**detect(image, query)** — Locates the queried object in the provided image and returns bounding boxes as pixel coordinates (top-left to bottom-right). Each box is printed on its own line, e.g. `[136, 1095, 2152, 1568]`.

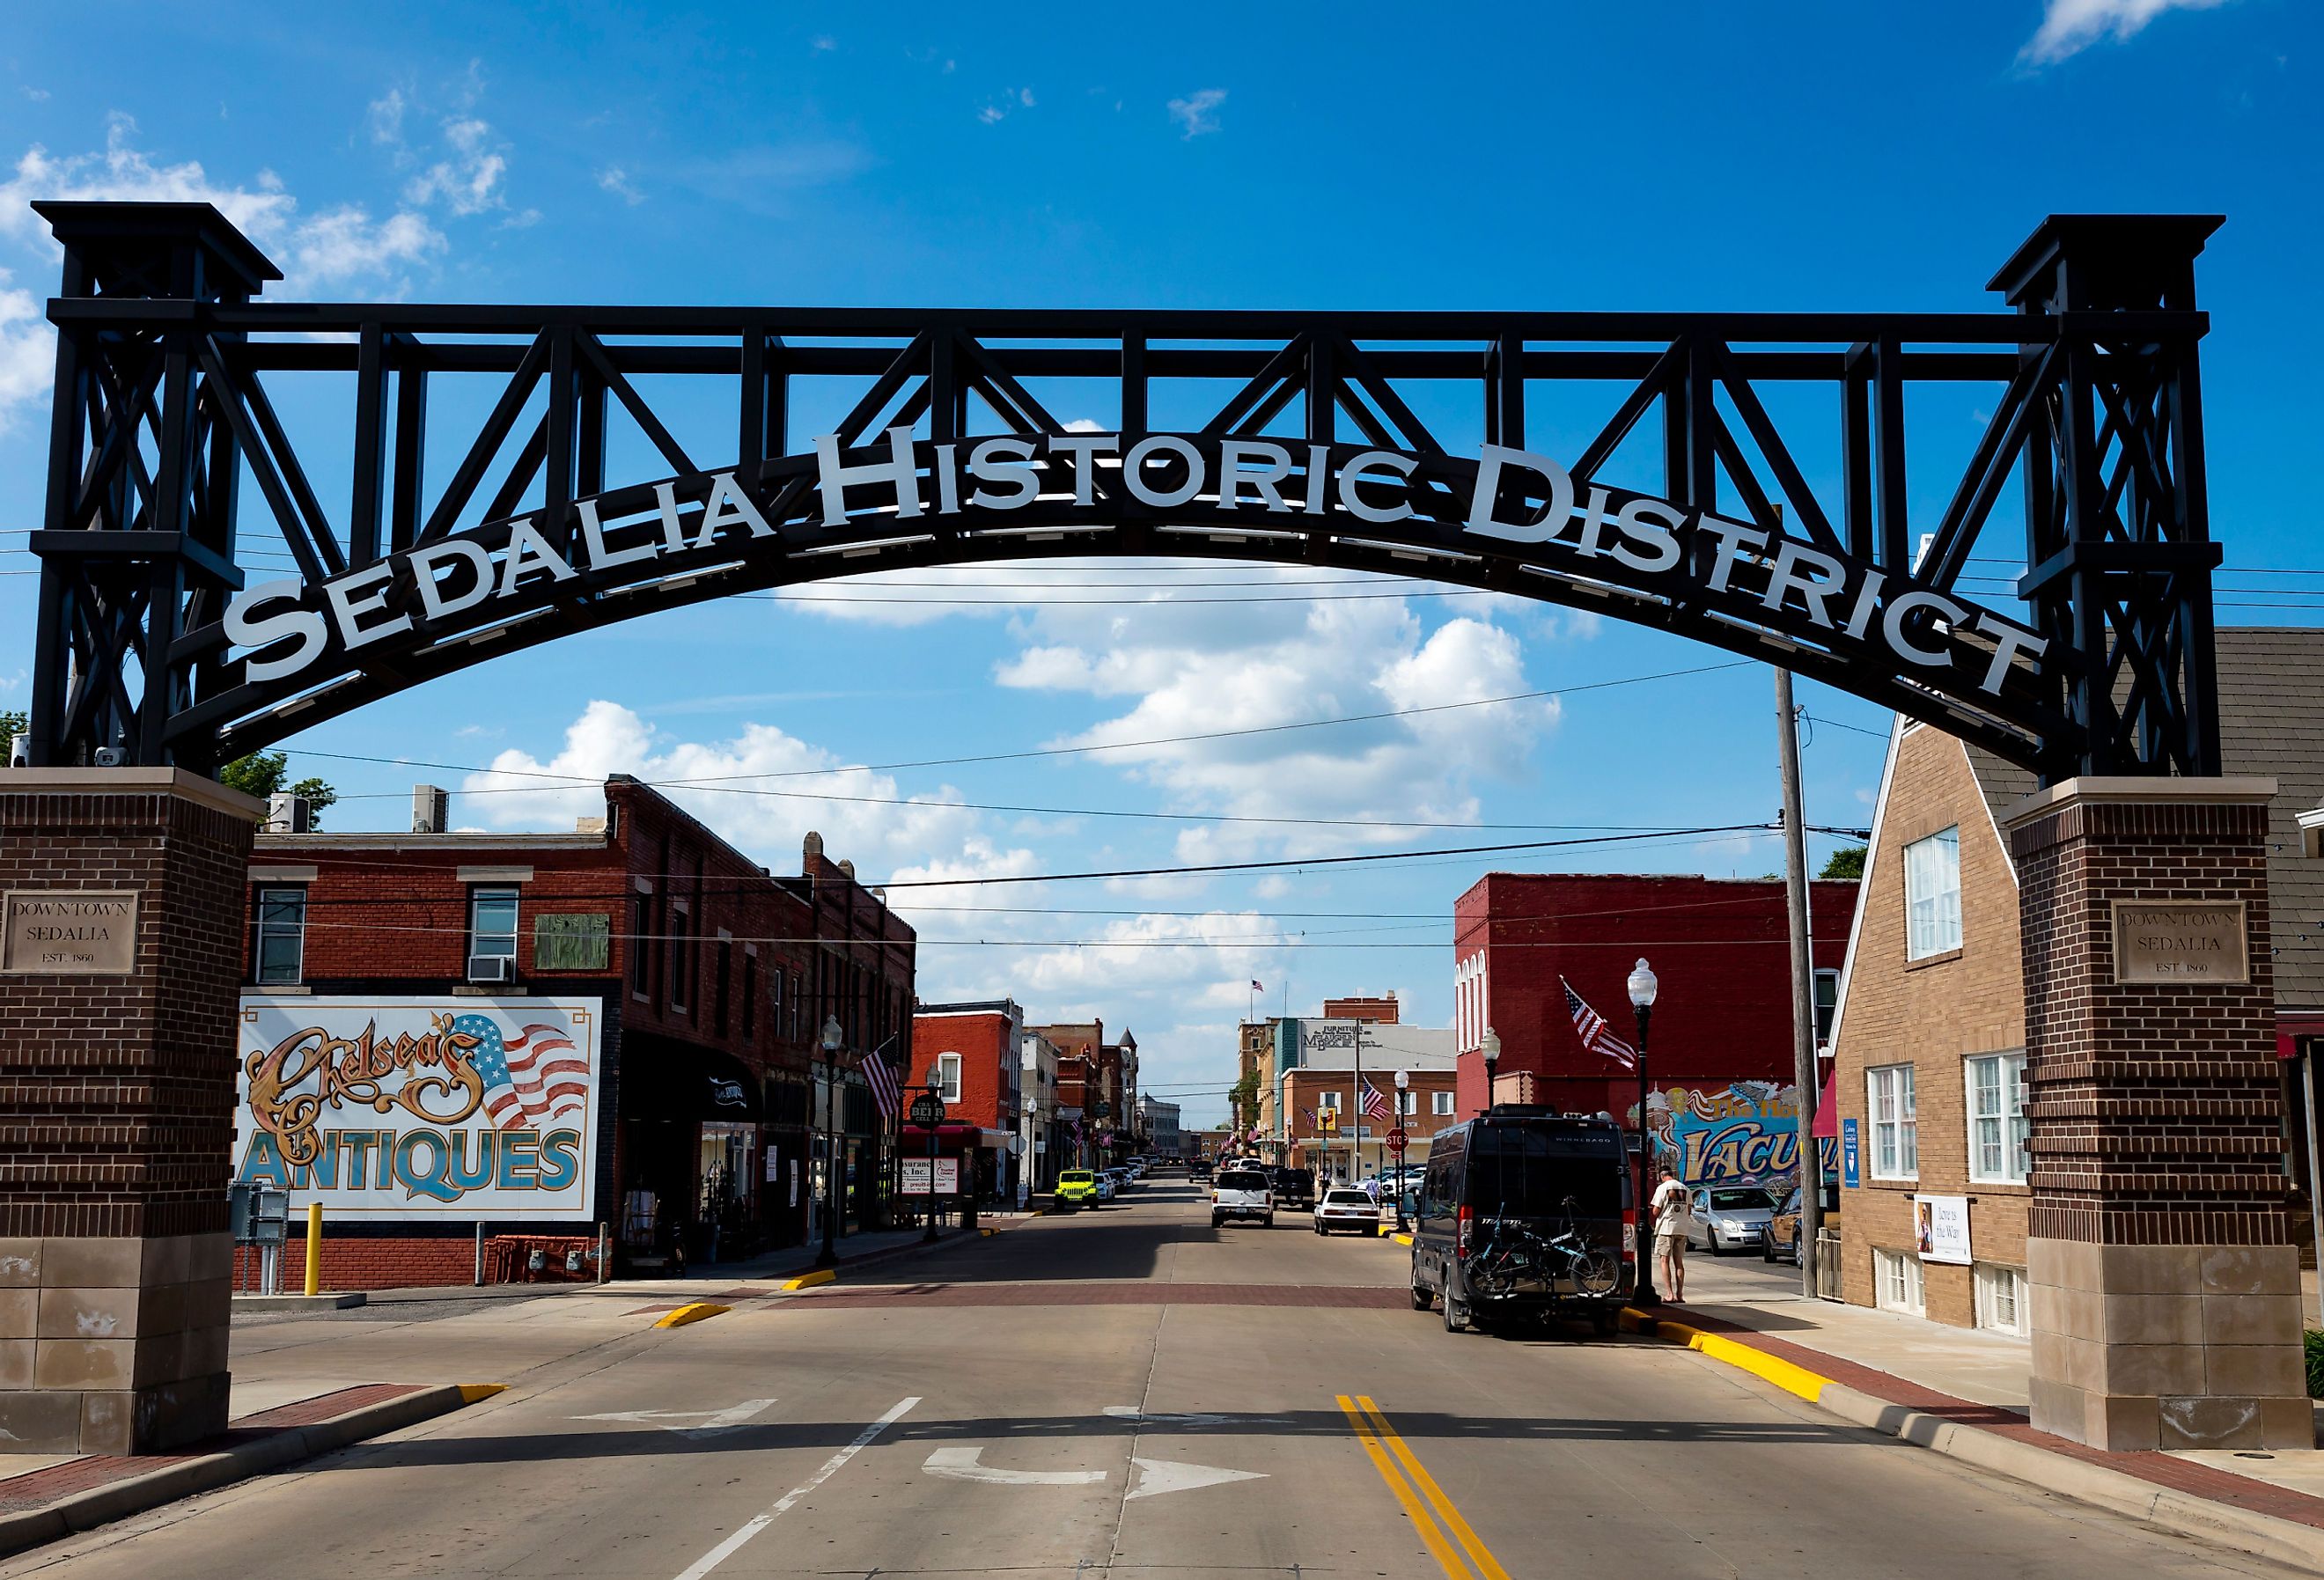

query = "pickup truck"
[1210, 1167, 1276, 1229]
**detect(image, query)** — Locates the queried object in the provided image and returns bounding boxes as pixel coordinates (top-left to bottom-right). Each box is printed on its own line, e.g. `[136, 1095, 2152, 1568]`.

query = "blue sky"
[1, 0, 2317, 1124]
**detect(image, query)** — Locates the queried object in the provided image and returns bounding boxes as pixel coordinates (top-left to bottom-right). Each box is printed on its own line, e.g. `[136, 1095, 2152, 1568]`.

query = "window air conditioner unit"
[467, 954, 515, 984]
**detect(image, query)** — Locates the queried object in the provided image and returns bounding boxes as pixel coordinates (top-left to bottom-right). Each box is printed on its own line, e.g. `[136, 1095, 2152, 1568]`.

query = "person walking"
[1649, 1166, 1689, 1302]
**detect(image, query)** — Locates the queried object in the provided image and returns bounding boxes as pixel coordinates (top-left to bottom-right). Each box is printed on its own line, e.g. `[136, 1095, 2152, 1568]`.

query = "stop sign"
[1386, 1128, 1409, 1155]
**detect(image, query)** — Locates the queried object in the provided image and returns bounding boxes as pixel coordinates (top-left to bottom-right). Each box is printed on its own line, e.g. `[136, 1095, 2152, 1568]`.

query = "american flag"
[1301, 1106, 1317, 1126]
[456, 1015, 588, 1129]
[1359, 1078, 1393, 1121]
[1561, 977, 1637, 1070]
[861, 1040, 901, 1122]
[1250, 979, 1263, 992]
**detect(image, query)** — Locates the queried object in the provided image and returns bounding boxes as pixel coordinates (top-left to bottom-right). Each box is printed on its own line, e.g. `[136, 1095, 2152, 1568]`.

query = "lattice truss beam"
[23, 204, 2225, 782]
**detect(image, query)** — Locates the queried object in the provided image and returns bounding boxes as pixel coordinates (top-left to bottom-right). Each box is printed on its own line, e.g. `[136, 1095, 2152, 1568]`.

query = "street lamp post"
[1627, 959, 1660, 1306]
[1394, 1068, 1410, 1234]
[814, 1013, 844, 1270]
[922, 1070, 943, 1244]
[1479, 1026, 1501, 1117]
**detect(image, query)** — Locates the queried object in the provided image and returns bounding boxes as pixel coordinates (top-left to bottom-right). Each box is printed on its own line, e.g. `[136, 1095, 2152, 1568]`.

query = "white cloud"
[1167, 88, 1226, 139]
[997, 584, 1557, 863]
[0, 115, 298, 246]
[284, 206, 445, 283]
[404, 114, 508, 216]
[2021, 0, 2232, 63]
[1020, 87, 1036, 107]
[977, 104, 1007, 126]
[812, 34, 837, 52]
[598, 165, 646, 205]
[0, 270, 52, 432]
[367, 88, 407, 146]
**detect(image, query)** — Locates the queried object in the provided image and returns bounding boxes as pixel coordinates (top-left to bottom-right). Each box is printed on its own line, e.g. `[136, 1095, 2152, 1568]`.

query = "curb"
[654, 1301, 732, 1327]
[777, 1270, 835, 1292]
[1621, 1308, 2324, 1573]
[0, 1381, 504, 1560]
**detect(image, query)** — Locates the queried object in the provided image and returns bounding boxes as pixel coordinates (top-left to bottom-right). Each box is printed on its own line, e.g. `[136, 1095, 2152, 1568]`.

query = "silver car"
[1688, 1186, 1779, 1256]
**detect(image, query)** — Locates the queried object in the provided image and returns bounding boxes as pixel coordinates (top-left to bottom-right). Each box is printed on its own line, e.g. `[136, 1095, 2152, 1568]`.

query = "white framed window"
[1432, 1091, 1454, 1116]
[1966, 1051, 2029, 1184]
[937, 1052, 962, 1103]
[469, 886, 520, 961]
[1396, 1090, 1417, 1115]
[254, 887, 306, 985]
[1874, 1248, 1924, 1314]
[1867, 1064, 1916, 1179]
[1813, 967, 1840, 1042]
[1903, 827, 1962, 959]
[1975, 1262, 2026, 1335]
[1320, 1091, 1342, 1112]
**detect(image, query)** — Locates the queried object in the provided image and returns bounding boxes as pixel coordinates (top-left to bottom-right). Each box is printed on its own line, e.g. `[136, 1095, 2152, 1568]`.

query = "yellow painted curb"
[456, 1383, 508, 1404]
[778, 1268, 836, 1292]
[654, 1301, 732, 1327]
[1620, 1307, 1831, 1403]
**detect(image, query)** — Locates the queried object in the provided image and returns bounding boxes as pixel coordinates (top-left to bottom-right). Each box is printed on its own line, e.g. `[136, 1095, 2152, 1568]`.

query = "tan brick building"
[1831, 628, 2324, 1334]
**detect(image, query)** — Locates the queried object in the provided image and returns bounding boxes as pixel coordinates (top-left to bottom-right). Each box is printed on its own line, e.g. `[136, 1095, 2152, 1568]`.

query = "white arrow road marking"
[922, 1446, 1108, 1486]
[1126, 1457, 1269, 1501]
[673, 1396, 918, 1580]
[575, 1399, 778, 1438]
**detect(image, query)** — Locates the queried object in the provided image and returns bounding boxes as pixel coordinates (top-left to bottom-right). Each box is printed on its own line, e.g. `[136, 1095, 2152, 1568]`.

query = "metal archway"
[22, 202, 2226, 783]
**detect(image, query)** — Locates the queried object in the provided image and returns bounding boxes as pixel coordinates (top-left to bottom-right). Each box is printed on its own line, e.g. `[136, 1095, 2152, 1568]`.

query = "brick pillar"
[0, 769, 261, 1453]
[2012, 776, 2306, 1451]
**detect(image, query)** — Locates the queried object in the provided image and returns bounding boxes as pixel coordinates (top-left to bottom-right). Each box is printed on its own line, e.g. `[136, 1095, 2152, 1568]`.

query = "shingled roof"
[1947, 627, 2324, 1011]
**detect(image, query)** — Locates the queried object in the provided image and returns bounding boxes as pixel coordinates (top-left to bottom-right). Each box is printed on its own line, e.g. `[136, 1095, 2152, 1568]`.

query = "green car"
[1055, 1169, 1099, 1209]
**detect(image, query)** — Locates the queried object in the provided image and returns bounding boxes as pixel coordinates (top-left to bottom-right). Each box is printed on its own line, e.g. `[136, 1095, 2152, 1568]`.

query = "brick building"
[908, 1001, 1025, 1205]
[1831, 629, 2324, 1334]
[1322, 995, 1400, 1024]
[1279, 1045, 1458, 1178]
[1453, 872, 1857, 1180]
[1019, 1031, 1066, 1190]
[236, 777, 913, 1288]
[1030, 1020, 1101, 1171]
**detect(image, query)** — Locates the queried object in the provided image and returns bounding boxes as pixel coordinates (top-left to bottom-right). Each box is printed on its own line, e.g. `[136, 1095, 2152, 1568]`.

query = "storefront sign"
[901, 1157, 962, 1196]
[901, 1158, 934, 1195]
[233, 994, 600, 1220]
[2112, 900, 2248, 984]
[1841, 1119, 1861, 1188]
[936, 1157, 960, 1194]
[1915, 1194, 1972, 1264]
[2, 889, 138, 974]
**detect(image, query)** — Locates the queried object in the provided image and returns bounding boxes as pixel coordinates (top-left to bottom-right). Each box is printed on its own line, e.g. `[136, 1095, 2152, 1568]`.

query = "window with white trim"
[1966, 1051, 2029, 1185]
[1320, 1090, 1342, 1112]
[1868, 1064, 1916, 1179]
[468, 886, 519, 962]
[1975, 1262, 2026, 1335]
[1873, 1248, 1924, 1314]
[1432, 1091, 1454, 1116]
[1903, 827, 1962, 959]
[254, 887, 306, 985]
[936, 1052, 962, 1103]
[1396, 1090, 1417, 1115]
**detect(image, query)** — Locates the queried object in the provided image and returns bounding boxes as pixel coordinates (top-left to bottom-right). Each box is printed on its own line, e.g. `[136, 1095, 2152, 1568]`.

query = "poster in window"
[1914, 1194, 1972, 1264]
[935, 1157, 960, 1194]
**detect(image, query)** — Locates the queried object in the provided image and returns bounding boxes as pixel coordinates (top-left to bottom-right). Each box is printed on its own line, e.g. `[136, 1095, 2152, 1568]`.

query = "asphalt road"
[9, 1172, 2306, 1578]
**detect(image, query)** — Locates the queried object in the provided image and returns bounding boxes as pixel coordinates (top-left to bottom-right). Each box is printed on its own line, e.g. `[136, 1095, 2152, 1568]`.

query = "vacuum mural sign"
[1645, 1080, 1839, 1186]
[234, 995, 600, 1219]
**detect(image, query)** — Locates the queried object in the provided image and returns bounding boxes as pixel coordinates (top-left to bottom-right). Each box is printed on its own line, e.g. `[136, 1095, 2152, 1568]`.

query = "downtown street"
[2, 1171, 2301, 1580]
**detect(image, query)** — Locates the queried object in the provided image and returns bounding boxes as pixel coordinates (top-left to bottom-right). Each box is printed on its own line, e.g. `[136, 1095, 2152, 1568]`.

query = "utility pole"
[1776, 667, 1821, 1299]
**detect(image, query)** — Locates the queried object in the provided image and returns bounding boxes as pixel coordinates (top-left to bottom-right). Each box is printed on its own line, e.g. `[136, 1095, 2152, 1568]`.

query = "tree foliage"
[217, 749, 337, 830]
[1820, 846, 1867, 880]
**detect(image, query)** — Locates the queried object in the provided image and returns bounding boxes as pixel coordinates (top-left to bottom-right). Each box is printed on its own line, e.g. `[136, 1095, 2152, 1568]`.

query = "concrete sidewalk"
[1647, 1258, 2324, 1570]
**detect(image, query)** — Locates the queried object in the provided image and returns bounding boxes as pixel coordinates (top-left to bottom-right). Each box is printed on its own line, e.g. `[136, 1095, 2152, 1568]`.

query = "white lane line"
[673, 1395, 920, 1580]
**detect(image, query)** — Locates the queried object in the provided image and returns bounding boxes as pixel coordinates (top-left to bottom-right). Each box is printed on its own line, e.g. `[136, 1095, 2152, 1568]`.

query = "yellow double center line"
[1336, 1394, 1510, 1580]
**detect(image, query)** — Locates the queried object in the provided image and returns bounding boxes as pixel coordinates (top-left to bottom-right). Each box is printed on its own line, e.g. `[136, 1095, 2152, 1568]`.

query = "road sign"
[1386, 1128, 1408, 1155]
[908, 1092, 945, 1126]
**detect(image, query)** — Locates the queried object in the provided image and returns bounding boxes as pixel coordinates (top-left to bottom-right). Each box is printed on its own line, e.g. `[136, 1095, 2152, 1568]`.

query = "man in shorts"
[1650, 1166, 1689, 1301]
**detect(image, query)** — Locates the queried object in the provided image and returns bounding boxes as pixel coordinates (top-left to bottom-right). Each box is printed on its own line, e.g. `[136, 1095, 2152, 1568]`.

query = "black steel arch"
[21, 202, 2226, 783]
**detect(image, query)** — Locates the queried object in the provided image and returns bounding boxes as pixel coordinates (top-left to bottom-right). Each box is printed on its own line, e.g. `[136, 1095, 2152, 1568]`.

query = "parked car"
[1271, 1166, 1316, 1210]
[1055, 1169, 1099, 1209]
[1761, 1181, 1839, 1264]
[1211, 1167, 1276, 1228]
[1096, 1173, 1117, 1202]
[1314, 1187, 1380, 1235]
[1409, 1109, 1631, 1334]
[1688, 1185, 1779, 1256]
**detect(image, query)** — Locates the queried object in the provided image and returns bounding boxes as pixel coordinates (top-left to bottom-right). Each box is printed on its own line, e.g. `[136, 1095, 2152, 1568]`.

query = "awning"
[899, 1123, 1006, 1147]
[2281, 1013, 2324, 1061]
[1811, 1069, 1838, 1139]
[620, 1035, 763, 1122]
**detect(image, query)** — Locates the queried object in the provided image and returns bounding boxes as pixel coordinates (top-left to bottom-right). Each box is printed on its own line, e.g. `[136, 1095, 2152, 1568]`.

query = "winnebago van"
[1409, 1107, 1633, 1334]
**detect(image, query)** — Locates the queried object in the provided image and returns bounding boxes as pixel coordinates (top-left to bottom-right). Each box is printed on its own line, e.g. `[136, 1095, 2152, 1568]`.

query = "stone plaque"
[3, 889, 140, 974]
[2111, 900, 2248, 985]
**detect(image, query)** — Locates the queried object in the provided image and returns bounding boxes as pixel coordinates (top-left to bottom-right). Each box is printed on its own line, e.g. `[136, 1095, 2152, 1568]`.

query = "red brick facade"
[1452, 873, 1857, 1120]
[238, 781, 914, 1288]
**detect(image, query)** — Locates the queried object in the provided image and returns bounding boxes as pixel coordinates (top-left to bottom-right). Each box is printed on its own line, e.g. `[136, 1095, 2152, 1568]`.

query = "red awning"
[899, 1123, 988, 1143]
[2281, 1014, 2324, 1061]
[1811, 1069, 1838, 1138]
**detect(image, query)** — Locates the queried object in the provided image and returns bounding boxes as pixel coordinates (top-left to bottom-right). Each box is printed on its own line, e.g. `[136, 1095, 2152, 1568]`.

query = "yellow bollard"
[304, 1202, 322, 1297]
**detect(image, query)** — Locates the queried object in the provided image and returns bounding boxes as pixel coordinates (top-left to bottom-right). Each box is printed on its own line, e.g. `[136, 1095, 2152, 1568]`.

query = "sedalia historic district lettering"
[223, 429, 2048, 704]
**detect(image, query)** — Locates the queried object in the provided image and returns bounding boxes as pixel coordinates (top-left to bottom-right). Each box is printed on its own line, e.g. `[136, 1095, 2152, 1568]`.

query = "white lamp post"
[1626, 959, 1660, 1304]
